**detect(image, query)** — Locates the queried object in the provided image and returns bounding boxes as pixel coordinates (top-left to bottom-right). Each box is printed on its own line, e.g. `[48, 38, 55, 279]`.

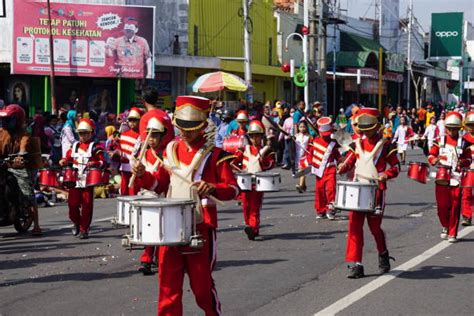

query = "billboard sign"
[12, 0, 155, 78]
[429, 12, 464, 58]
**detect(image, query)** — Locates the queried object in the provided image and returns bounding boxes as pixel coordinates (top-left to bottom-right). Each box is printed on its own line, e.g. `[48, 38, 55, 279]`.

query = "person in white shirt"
[422, 116, 438, 151]
[294, 120, 311, 192]
[436, 112, 446, 138]
[392, 116, 414, 164]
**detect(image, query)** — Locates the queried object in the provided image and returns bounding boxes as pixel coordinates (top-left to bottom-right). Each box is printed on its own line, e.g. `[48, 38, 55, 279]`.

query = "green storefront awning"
[340, 31, 385, 52]
[327, 51, 378, 68]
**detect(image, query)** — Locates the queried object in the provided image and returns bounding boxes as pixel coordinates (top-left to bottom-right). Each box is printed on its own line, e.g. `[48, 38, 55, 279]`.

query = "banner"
[12, 0, 155, 79]
[429, 12, 463, 58]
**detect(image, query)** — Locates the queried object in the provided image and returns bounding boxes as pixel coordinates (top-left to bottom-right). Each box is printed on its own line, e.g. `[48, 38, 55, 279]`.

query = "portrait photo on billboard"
[12, 1, 155, 79]
[7, 79, 29, 112]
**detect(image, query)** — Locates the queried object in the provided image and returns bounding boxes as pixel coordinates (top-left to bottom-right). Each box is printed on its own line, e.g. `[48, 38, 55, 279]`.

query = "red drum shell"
[38, 168, 60, 187]
[86, 168, 104, 187]
[461, 169, 474, 188]
[435, 166, 451, 186]
[407, 162, 429, 184]
[223, 136, 245, 154]
[62, 167, 78, 188]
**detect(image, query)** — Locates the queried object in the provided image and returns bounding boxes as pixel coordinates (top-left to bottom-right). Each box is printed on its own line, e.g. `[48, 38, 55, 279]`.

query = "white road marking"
[314, 226, 474, 316]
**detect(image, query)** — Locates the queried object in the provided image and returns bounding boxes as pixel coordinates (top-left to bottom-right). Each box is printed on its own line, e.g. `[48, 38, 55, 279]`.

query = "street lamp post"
[285, 32, 308, 110]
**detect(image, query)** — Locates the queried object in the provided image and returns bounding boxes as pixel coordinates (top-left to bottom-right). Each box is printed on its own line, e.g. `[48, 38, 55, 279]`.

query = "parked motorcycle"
[0, 156, 33, 232]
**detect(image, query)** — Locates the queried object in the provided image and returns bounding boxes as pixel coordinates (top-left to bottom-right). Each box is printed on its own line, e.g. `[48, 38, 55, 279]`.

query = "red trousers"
[461, 187, 473, 220]
[314, 170, 336, 215]
[242, 190, 264, 234]
[158, 226, 220, 316]
[435, 185, 462, 237]
[68, 187, 94, 233]
[140, 246, 158, 264]
[346, 190, 387, 263]
[120, 171, 140, 196]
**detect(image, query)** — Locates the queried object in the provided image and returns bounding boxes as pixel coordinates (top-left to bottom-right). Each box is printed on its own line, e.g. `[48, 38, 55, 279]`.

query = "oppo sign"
[435, 31, 459, 38]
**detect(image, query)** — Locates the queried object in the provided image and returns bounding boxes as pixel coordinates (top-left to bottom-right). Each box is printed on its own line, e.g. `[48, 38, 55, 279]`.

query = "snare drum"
[435, 166, 451, 186]
[129, 198, 195, 246]
[85, 168, 105, 187]
[334, 181, 378, 212]
[223, 135, 246, 154]
[116, 195, 155, 226]
[38, 168, 60, 187]
[407, 162, 429, 184]
[255, 172, 281, 192]
[62, 167, 78, 188]
[236, 172, 253, 191]
[461, 169, 474, 188]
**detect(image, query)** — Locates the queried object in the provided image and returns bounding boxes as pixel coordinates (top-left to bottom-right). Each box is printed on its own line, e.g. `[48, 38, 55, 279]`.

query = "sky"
[344, 0, 474, 32]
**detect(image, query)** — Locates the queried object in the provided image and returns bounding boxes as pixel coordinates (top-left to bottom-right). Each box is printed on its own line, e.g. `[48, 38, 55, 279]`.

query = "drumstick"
[128, 131, 152, 188]
[154, 156, 225, 207]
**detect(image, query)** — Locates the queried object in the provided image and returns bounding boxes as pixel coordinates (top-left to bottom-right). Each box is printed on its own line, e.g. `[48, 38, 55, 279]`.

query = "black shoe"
[72, 225, 80, 236]
[244, 226, 256, 241]
[378, 250, 395, 274]
[138, 263, 154, 275]
[78, 232, 89, 239]
[461, 216, 472, 226]
[347, 264, 365, 279]
[296, 185, 304, 194]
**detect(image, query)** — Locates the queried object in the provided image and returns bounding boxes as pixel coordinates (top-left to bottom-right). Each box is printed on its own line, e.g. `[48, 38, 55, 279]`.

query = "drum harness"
[438, 136, 464, 186]
[71, 141, 96, 188]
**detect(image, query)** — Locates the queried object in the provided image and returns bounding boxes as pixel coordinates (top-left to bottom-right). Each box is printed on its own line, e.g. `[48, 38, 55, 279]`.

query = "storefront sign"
[345, 68, 403, 83]
[12, 0, 155, 78]
[429, 12, 463, 58]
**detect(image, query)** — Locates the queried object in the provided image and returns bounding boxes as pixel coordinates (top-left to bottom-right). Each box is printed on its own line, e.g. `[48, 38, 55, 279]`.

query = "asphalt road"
[1, 148, 473, 316]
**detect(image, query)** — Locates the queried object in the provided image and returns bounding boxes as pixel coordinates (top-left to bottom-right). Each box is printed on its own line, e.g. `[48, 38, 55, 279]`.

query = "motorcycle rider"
[0, 104, 42, 235]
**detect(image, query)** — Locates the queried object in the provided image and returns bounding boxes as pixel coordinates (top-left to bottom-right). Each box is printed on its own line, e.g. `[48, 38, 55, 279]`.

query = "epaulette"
[216, 150, 236, 166]
[387, 142, 398, 156]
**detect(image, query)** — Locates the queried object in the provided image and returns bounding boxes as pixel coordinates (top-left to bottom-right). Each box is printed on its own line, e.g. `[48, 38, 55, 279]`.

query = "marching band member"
[338, 108, 400, 278]
[119, 107, 142, 195]
[461, 111, 474, 226]
[136, 96, 239, 315]
[428, 111, 472, 242]
[234, 120, 276, 240]
[307, 117, 341, 220]
[231, 110, 249, 136]
[59, 118, 106, 239]
[132, 116, 171, 275]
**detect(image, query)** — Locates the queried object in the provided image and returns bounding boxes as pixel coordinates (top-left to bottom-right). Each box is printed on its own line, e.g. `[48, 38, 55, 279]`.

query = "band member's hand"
[431, 157, 440, 166]
[132, 162, 146, 178]
[193, 181, 216, 197]
[12, 156, 25, 168]
[59, 159, 67, 167]
[378, 174, 388, 183]
[337, 163, 345, 173]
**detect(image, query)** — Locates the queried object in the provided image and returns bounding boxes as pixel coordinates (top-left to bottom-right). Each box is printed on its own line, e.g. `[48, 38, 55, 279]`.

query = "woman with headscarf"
[60, 110, 78, 157]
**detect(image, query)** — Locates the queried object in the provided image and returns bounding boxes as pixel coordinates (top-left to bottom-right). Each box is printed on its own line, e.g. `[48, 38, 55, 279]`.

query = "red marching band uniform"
[136, 96, 239, 315]
[428, 111, 472, 242]
[234, 120, 276, 240]
[461, 111, 474, 226]
[61, 119, 106, 239]
[305, 117, 341, 219]
[119, 107, 142, 195]
[338, 108, 400, 278]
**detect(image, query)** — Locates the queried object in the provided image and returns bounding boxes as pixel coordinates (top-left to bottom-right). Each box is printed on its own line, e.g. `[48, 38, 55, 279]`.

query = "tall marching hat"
[317, 117, 333, 136]
[464, 111, 474, 127]
[173, 96, 210, 131]
[445, 111, 463, 128]
[146, 116, 166, 133]
[248, 120, 265, 134]
[356, 108, 380, 131]
[127, 107, 143, 120]
[77, 118, 95, 132]
[236, 110, 249, 122]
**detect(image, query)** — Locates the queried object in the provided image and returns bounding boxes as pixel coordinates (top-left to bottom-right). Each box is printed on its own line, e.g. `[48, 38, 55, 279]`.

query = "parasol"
[192, 71, 249, 93]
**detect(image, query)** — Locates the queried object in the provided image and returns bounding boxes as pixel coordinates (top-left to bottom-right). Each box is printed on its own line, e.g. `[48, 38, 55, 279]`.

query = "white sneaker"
[326, 212, 336, 220]
[440, 228, 448, 240]
[447, 236, 458, 243]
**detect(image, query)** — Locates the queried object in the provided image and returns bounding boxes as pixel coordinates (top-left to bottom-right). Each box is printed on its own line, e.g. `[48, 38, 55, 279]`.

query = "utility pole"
[316, 0, 327, 113]
[302, 0, 309, 110]
[46, 0, 56, 114]
[308, 0, 317, 110]
[243, 0, 253, 102]
[406, 0, 413, 108]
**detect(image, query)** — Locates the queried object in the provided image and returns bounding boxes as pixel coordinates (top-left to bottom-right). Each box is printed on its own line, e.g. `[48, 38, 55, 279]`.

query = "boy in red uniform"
[307, 117, 341, 219]
[132, 116, 171, 275]
[60, 118, 106, 239]
[428, 111, 472, 241]
[119, 107, 142, 195]
[134, 96, 239, 315]
[461, 111, 474, 226]
[234, 120, 275, 240]
[338, 108, 400, 278]
[232, 110, 249, 136]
